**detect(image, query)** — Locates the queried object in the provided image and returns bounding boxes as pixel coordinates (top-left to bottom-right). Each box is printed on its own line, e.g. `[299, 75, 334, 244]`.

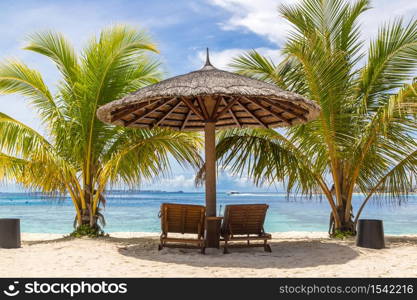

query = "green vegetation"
[0, 25, 202, 235]
[332, 230, 355, 239]
[216, 0, 417, 235]
[69, 224, 106, 238]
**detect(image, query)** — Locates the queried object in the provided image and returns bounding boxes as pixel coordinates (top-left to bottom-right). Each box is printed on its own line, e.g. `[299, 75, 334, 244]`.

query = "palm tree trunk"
[328, 181, 356, 235]
[80, 184, 98, 228]
[79, 207, 99, 231]
[329, 205, 355, 235]
[68, 193, 82, 227]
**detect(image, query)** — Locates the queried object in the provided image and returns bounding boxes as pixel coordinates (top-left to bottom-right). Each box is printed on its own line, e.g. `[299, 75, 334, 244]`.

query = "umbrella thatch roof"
[97, 53, 320, 131]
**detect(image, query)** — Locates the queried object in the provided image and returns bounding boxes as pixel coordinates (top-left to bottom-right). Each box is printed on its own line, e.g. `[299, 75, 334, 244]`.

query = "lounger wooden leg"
[198, 240, 205, 254]
[264, 240, 272, 252]
[223, 239, 230, 254]
[159, 234, 165, 251]
[158, 238, 164, 251]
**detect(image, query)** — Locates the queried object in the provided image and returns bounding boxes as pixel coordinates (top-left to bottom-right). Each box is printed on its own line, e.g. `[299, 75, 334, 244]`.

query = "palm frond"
[0, 59, 62, 126]
[0, 112, 51, 159]
[215, 128, 323, 194]
[99, 128, 203, 187]
[223, 0, 417, 225]
[0, 152, 28, 182]
[358, 19, 417, 109]
[354, 148, 417, 224]
[24, 31, 79, 86]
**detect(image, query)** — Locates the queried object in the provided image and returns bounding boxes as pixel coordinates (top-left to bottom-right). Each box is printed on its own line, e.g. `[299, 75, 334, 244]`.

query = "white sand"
[1, 232, 416, 277]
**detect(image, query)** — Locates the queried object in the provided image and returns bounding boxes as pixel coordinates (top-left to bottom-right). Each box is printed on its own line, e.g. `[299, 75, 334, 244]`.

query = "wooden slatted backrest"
[221, 204, 269, 235]
[160, 203, 206, 235]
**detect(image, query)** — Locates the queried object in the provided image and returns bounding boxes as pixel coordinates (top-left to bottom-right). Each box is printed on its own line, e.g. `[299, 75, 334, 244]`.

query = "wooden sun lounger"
[220, 204, 272, 254]
[158, 203, 206, 254]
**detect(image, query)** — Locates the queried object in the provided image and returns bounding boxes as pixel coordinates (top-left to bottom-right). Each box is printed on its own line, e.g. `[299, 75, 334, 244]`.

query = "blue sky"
[0, 0, 416, 192]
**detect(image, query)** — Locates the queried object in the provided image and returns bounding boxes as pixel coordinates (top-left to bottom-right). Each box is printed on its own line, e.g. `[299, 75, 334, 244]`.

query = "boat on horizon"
[227, 191, 240, 195]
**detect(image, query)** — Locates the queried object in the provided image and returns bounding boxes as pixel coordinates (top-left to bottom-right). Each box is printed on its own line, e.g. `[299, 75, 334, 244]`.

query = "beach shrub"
[331, 230, 355, 240]
[213, 0, 417, 236]
[69, 224, 105, 238]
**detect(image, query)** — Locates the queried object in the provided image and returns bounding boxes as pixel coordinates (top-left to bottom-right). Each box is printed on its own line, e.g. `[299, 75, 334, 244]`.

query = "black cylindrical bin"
[356, 219, 385, 249]
[0, 218, 21, 248]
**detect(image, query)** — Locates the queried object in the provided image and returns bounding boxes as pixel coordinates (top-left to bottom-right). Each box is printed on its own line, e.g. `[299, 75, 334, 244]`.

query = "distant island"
[105, 190, 185, 194]
[0, 190, 186, 196]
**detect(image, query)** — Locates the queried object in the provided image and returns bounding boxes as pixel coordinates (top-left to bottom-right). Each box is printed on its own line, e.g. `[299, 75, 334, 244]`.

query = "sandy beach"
[0, 232, 416, 277]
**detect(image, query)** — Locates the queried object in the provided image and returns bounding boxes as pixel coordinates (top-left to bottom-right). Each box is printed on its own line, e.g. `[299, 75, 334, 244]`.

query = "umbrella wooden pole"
[204, 121, 221, 248]
[204, 121, 216, 217]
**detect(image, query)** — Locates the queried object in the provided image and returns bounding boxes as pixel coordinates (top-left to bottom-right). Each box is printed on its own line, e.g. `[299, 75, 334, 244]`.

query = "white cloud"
[357, 0, 417, 42]
[144, 175, 197, 190]
[220, 169, 251, 187]
[211, 0, 297, 44]
[141, 170, 276, 192]
[231, 175, 252, 187]
[210, 0, 417, 46]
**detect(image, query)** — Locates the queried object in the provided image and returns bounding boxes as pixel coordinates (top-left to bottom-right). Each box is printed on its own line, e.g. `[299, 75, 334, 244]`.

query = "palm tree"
[0, 25, 202, 235]
[215, 0, 417, 235]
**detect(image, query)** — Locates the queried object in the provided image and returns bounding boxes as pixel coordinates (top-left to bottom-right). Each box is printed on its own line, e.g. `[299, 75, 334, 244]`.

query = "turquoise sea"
[0, 192, 416, 234]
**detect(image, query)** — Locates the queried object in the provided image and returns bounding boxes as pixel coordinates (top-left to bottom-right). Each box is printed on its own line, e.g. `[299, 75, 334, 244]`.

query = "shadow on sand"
[22, 234, 417, 270]
[23, 236, 76, 246]
[384, 235, 417, 247]
[112, 235, 360, 269]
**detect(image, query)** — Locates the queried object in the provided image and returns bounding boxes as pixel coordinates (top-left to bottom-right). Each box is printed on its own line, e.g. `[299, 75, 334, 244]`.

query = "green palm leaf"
[218, 0, 417, 235]
[0, 25, 202, 233]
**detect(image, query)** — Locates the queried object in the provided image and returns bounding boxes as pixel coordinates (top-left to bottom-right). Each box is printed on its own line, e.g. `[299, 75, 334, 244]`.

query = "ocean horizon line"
[2, 190, 415, 196]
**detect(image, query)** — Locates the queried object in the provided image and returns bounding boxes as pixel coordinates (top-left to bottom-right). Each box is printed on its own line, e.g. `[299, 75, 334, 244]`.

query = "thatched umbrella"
[97, 49, 320, 247]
